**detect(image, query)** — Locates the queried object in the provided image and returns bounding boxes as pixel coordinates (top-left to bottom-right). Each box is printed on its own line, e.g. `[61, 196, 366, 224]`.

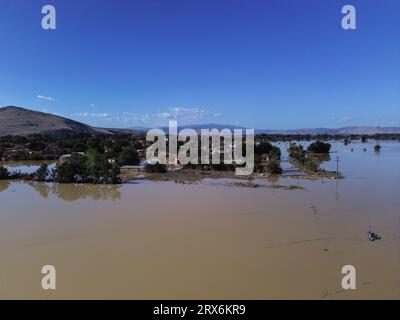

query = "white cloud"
[72, 112, 114, 120]
[122, 112, 151, 123]
[120, 107, 214, 125]
[37, 94, 55, 101]
[71, 107, 222, 127]
[155, 107, 210, 122]
[90, 103, 96, 108]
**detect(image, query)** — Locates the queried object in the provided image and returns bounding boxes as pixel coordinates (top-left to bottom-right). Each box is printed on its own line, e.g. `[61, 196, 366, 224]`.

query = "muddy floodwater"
[0, 141, 399, 299]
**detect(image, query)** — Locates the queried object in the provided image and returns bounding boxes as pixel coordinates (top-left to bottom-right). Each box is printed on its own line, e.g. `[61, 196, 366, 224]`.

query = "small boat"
[368, 231, 381, 241]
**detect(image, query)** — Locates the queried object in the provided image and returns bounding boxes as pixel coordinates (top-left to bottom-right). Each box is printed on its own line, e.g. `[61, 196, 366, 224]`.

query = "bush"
[145, 163, 167, 173]
[28, 141, 46, 151]
[35, 164, 49, 181]
[0, 166, 10, 180]
[27, 153, 45, 161]
[210, 163, 235, 171]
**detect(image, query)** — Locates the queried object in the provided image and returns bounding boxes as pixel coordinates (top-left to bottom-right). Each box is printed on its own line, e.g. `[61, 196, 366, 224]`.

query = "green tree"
[119, 147, 140, 166]
[72, 141, 86, 152]
[109, 163, 121, 184]
[87, 138, 104, 153]
[85, 148, 109, 182]
[255, 141, 273, 155]
[111, 144, 123, 155]
[52, 155, 88, 183]
[133, 140, 143, 150]
[269, 146, 281, 160]
[117, 139, 130, 148]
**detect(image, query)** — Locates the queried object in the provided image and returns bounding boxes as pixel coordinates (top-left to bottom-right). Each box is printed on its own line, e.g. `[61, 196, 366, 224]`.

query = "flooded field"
[0, 141, 399, 299]
[2, 160, 56, 174]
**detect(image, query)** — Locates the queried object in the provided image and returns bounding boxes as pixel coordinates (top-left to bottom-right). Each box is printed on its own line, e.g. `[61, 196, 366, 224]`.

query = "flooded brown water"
[0, 141, 399, 299]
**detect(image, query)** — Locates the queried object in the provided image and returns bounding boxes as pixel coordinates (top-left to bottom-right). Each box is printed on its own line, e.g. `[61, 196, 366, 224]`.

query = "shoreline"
[0, 166, 342, 187]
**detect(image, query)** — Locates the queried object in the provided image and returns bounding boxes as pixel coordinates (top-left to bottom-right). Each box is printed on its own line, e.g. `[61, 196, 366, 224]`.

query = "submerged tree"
[266, 160, 282, 174]
[288, 143, 320, 173]
[52, 154, 88, 183]
[35, 164, 49, 182]
[288, 143, 306, 162]
[255, 141, 273, 155]
[374, 144, 381, 152]
[85, 148, 110, 182]
[361, 135, 368, 143]
[269, 146, 281, 160]
[303, 158, 319, 173]
[307, 141, 331, 154]
[109, 163, 122, 184]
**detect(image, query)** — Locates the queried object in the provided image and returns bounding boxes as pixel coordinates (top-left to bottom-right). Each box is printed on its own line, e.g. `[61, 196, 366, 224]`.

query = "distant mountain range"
[256, 126, 400, 135]
[1, 106, 400, 137]
[143, 124, 400, 135]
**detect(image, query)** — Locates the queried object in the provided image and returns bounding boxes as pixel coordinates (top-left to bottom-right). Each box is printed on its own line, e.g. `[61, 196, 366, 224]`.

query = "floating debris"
[367, 231, 381, 241]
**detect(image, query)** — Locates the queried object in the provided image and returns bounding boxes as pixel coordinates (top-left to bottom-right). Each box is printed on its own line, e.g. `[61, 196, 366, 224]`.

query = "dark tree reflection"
[0, 180, 11, 193]
[49, 183, 121, 202]
[28, 181, 50, 199]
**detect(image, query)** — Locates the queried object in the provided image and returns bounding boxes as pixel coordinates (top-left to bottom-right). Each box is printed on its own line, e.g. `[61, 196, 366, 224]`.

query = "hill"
[0, 106, 112, 136]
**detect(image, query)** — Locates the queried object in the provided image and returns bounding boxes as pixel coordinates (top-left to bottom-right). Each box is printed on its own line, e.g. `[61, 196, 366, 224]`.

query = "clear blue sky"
[0, 0, 399, 129]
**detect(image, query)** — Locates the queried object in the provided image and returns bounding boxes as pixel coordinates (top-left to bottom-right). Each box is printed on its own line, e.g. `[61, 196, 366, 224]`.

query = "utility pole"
[336, 156, 340, 179]
[335, 156, 340, 200]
